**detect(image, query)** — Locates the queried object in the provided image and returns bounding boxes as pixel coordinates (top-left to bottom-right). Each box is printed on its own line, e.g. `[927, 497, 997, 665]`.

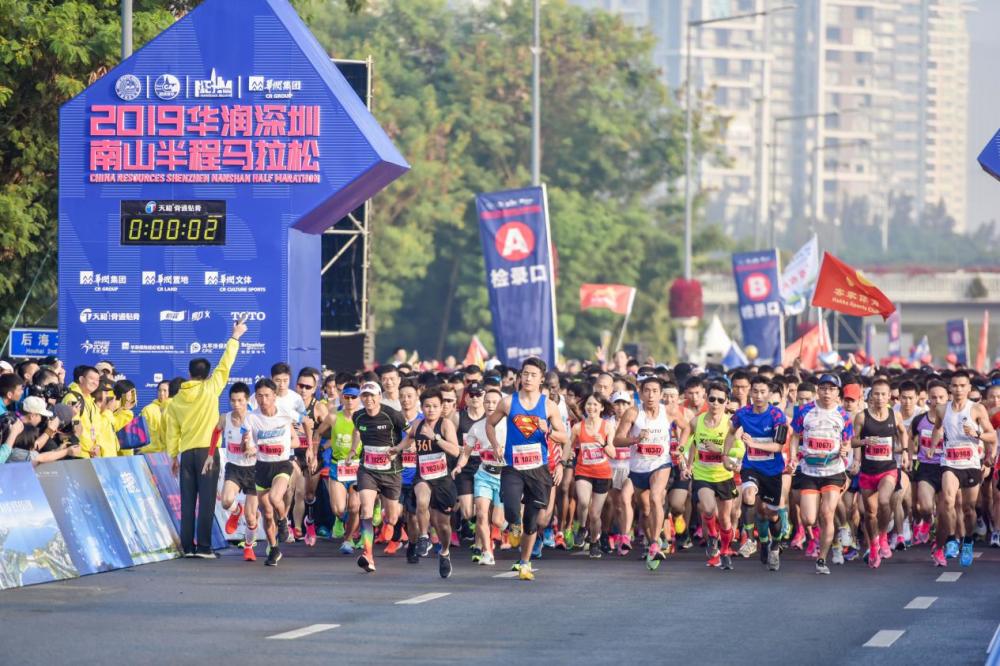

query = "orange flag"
[811, 252, 896, 320]
[579, 284, 636, 316]
[782, 322, 832, 370]
[976, 310, 990, 373]
[463, 336, 489, 369]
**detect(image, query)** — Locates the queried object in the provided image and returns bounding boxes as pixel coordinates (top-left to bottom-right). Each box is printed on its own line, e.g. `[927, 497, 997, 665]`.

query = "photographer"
[5, 396, 80, 465]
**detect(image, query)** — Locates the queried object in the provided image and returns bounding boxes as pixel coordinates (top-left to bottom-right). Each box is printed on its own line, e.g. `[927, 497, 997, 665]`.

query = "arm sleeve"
[206, 337, 239, 396]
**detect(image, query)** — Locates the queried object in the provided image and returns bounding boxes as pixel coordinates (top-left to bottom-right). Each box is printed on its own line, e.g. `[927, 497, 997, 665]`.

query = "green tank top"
[330, 412, 357, 463]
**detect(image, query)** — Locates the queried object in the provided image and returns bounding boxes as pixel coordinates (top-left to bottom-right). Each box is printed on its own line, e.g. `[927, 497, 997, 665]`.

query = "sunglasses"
[442, 398, 456, 404]
[707, 396, 728, 405]
[467, 391, 484, 398]
[297, 383, 315, 390]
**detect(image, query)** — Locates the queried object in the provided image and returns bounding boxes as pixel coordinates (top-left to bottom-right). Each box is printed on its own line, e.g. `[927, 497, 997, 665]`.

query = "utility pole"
[122, 0, 133, 59]
[531, 0, 541, 186]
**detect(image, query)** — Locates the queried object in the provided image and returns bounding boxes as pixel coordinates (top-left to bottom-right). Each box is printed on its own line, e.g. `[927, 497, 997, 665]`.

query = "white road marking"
[974, 551, 983, 559]
[395, 592, 451, 605]
[864, 630, 905, 648]
[493, 571, 519, 578]
[986, 622, 1000, 654]
[267, 624, 340, 640]
[937, 572, 962, 582]
[904, 596, 937, 610]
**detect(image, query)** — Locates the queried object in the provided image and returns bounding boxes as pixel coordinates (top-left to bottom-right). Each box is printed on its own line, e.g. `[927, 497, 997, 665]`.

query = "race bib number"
[747, 438, 774, 462]
[805, 436, 836, 453]
[512, 443, 543, 470]
[480, 446, 502, 465]
[418, 452, 448, 480]
[402, 450, 417, 468]
[945, 446, 974, 462]
[297, 434, 309, 449]
[697, 448, 723, 465]
[227, 439, 245, 455]
[615, 446, 631, 461]
[258, 443, 285, 457]
[363, 446, 392, 471]
[580, 443, 605, 465]
[636, 443, 665, 458]
[336, 461, 359, 483]
[864, 436, 893, 461]
[918, 429, 937, 458]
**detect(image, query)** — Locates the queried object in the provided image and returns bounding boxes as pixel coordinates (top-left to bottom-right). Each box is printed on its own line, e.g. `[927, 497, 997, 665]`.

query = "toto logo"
[231, 311, 267, 322]
[494, 221, 535, 262]
[742, 272, 772, 302]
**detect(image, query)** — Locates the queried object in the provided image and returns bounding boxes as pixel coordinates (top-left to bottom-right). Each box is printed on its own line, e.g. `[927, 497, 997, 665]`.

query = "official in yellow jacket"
[139, 379, 172, 454]
[165, 318, 247, 557]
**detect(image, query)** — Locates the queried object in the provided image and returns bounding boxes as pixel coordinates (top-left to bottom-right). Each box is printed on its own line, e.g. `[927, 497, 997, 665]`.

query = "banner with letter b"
[476, 186, 557, 367]
[732, 250, 783, 365]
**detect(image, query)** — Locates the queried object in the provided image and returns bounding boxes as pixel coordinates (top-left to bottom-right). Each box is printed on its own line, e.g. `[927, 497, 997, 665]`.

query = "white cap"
[22, 395, 53, 418]
[611, 390, 632, 404]
[359, 382, 382, 397]
[0, 360, 12, 373]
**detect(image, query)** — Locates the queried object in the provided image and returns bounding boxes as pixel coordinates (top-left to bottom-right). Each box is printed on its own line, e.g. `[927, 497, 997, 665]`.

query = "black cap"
[465, 382, 485, 396]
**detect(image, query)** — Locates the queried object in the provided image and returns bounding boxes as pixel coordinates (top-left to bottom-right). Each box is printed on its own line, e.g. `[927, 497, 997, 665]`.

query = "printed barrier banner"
[0, 464, 78, 590]
[144, 453, 227, 550]
[91, 457, 182, 564]
[35, 460, 134, 575]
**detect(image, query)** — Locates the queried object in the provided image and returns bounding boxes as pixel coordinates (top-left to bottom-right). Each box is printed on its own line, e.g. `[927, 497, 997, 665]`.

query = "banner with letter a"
[476, 186, 557, 367]
[732, 250, 784, 364]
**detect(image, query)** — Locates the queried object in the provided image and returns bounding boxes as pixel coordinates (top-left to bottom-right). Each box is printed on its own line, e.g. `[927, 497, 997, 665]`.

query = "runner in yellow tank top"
[678, 382, 744, 570]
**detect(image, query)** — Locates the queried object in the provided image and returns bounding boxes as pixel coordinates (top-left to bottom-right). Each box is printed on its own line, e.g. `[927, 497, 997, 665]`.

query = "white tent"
[700, 314, 733, 359]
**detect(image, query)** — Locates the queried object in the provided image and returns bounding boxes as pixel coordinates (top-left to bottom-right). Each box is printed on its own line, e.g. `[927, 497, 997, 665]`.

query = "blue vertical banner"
[732, 250, 784, 364]
[946, 319, 969, 365]
[476, 186, 558, 367]
[887, 308, 902, 358]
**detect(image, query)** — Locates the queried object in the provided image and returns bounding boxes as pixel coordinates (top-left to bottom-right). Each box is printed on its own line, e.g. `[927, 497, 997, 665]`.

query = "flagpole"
[614, 289, 637, 353]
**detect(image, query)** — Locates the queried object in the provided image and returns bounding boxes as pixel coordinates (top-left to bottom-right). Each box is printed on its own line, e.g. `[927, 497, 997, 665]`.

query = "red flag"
[580, 284, 636, 315]
[462, 335, 489, 369]
[976, 310, 990, 373]
[782, 321, 832, 370]
[811, 252, 896, 320]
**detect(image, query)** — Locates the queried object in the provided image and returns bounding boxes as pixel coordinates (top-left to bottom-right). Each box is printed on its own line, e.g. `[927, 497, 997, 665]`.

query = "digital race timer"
[120, 200, 226, 245]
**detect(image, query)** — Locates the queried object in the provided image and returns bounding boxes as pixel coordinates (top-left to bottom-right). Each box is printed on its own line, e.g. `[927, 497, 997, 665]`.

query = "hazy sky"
[967, 0, 1000, 230]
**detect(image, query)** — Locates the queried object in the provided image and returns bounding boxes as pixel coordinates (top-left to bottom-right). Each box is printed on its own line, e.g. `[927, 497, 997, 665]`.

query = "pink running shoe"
[805, 539, 819, 558]
[451, 532, 460, 548]
[791, 525, 806, 550]
[931, 546, 947, 567]
[879, 533, 893, 560]
[869, 548, 882, 569]
[304, 519, 317, 547]
[618, 535, 632, 556]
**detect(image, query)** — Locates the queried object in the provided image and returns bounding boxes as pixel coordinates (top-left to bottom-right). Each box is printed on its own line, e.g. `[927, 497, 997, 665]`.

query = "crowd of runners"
[204, 350, 1000, 579]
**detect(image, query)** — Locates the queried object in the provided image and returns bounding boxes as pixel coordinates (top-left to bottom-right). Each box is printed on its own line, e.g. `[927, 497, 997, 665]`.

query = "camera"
[0, 411, 17, 443]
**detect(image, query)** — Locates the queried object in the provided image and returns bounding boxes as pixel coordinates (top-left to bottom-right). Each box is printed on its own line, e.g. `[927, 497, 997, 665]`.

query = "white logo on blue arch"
[144, 201, 157, 214]
[153, 74, 180, 100]
[115, 74, 142, 101]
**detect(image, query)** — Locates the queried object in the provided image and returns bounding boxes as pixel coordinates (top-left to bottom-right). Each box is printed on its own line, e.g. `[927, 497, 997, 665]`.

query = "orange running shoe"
[242, 541, 256, 561]
[384, 540, 402, 555]
[225, 504, 243, 535]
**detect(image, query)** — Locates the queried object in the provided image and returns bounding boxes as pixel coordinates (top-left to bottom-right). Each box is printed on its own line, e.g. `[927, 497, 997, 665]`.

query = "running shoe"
[242, 541, 256, 562]
[450, 532, 460, 548]
[960, 542, 974, 567]
[680, 535, 694, 550]
[738, 537, 758, 559]
[332, 518, 345, 539]
[406, 541, 419, 564]
[759, 541, 770, 565]
[791, 525, 806, 550]
[648, 540, 661, 561]
[500, 531, 512, 551]
[292, 526, 304, 542]
[479, 551, 496, 566]
[645, 553, 661, 571]
[265, 546, 282, 567]
[225, 503, 243, 535]
[543, 528, 556, 549]
[991, 531, 1000, 548]
[618, 535, 632, 556]
[720, 554, 733, 570]
[976, 516, 988, 538]
[674, 514, 686, 535]
[384, 540, 402, 556]
[589, 542, 602, 559]
[894, 534, 906, 552]
[339, 540, 355, 555]
[831, 547, 844, 565]
[518, 562, 535, 581]
[357, 554, 376, 573]
[573, 528, 587, 549]
[277, 518, 290, 545]
[304, 519, 317, 547]
[317, 525, 331, 539]
[931, 546, 947, 567]
[706, 553, 721, 567]
[879, 534, 893, 560]
[561, 528, 573, 550]
[815, 559, 830, 575]
[509, 524, 522, 548]
[837, 526, 853, 549]
[439, 554, 452, 578]
[945, 539, 960, 559]
[554, 530, 567, 550]
[805, 539, 819, 559]
[844, 546, 860, 562]
[706, 536, 720, 559]
[532, 538, 543, 560]
[470, 546, 482, 563]
[655, 539, 668, 560]
[416, 535, 433, 558]
[868, 548, 881, 569]
[767, 546, 780, 571]
[600, 534, 613, 554]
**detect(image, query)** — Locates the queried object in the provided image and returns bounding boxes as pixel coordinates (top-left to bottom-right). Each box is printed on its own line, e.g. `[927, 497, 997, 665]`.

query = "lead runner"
[485, 357, 568, 581]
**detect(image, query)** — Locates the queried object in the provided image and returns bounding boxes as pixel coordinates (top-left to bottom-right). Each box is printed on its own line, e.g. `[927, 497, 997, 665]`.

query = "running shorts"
[456, 464, 478, 496]
[400, 484, 417, 515]
[629, 464, 671, 491]
[741, 468, 781, 507]
[474, 468, 502, 505]
[914, 462, 942, 493]
[858, 468, 898, 492]
[792, 470, 847, 494]
[224, 462, 257, 496]
[255, 460, 294, 492]
[357, 467, 402, 501]
[942, 466, 981, 489]
[416, 477, 458, 514]
[692, 478, 738, 501]
[576, 476, 611, 494]
[611, 464, 630, 491]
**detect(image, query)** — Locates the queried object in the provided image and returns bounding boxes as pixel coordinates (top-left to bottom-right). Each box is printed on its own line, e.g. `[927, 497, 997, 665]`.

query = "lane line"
[904, 596, 937, 610]
[267, 624, 340, 640]
[986, 622, 1000, 655]
[937, 572, 962, 582]
[493, 571, 519, 578]
[974, 551, 983, 559]
[395, 592, 451, 605]
[864, 630, 905, 648]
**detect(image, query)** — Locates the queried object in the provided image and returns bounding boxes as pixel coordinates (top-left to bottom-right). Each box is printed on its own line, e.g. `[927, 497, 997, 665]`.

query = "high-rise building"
[571, 0, 971, 237]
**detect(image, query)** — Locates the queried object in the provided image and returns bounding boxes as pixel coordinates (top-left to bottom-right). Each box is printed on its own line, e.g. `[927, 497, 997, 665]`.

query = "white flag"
[780, 235, 819, 316]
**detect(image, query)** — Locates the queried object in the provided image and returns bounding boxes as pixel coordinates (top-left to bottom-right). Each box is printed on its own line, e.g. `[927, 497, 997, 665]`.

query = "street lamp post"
[531, 0, 541, 186]
[684, 4, 795, 278]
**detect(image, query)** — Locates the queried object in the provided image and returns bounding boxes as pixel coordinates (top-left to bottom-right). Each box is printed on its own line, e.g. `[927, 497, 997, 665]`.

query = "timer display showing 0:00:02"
[121, 216, 225, 245]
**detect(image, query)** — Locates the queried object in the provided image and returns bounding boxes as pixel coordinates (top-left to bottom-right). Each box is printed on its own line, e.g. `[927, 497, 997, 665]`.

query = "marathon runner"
[349, 381, 408, 573]
[485, 357, 567, 581]
[789, 374, 854, 575]
[930, 369, 997, 567]
[608, 391, 634, 555]
[568, 392, 617, 558]
[679, 382, 744, 570]
[912, 380, 948, 561]
[316, 382, 362, 555]
[291, 367, 324, 546]
[456, 386, 506, 565]
[455, 382, 487, 558]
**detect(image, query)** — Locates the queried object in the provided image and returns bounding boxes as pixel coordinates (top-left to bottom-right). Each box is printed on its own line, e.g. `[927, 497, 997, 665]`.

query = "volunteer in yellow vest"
[678, 381, 745, 571]
[139, 380, 172, 454]
[165, 318, 247, 558]
[112, 379, 138, 457]
[63, 365, 108, 458]
[86, 380, 120, 458]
